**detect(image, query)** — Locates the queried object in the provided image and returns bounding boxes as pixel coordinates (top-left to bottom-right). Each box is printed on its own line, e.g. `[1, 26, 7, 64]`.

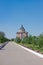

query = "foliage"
[15, 37, 21, 43]
[0, 31, 9, 43]
[15, 33, 43, 54]
[21, 36, 29, 44]
[38, 33, 43, 48]
[11, 38, 14, 41]
[28, 35, 33, 44]
[0, 32, 5, 37]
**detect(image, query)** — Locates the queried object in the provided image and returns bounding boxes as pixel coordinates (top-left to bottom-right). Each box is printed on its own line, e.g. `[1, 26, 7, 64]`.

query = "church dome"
[19, 25, 25, 32]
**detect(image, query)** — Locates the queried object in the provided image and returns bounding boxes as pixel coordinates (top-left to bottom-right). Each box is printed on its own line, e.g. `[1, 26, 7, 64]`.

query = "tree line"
[0, 31, 10, 43]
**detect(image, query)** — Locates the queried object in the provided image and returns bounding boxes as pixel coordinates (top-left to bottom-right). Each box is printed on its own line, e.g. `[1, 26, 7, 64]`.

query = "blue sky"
[0, 0, 43, 39]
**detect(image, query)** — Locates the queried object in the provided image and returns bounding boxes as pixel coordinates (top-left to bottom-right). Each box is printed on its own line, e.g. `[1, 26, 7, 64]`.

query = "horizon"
[0, 0, 43, 39]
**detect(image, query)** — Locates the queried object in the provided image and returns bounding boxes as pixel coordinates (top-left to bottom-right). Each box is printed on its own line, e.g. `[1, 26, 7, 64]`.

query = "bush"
[15, 37, 21, 43]
[38, 33, 43, 48]
[11, 38, 14, 41]
[0, 31, 10, 43]
[21, 35, 33, 44]
[21, 36, 29, 44]
[0, 37, 10, 43]
[38, 39, 43, 48]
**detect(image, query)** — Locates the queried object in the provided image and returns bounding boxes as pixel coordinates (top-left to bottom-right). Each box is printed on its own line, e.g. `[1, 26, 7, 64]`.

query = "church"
[16, 25, 28, 39]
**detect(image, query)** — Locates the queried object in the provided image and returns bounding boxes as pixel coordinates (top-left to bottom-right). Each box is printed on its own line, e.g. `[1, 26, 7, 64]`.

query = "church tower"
[16, 25, 28, 39]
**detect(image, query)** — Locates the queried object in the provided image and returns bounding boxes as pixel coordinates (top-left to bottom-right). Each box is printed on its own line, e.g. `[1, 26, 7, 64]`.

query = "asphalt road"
[0, 42, 43, 65]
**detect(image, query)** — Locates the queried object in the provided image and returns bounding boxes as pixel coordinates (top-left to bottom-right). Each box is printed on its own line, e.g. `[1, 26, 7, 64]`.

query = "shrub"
[15, 37, 21, 43]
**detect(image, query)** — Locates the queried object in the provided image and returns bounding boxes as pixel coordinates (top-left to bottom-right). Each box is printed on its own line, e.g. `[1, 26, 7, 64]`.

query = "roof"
[19, 25, 25, 32]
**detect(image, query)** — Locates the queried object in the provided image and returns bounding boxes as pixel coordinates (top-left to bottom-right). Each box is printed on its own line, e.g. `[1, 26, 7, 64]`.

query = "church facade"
[16, 25, 28, 39]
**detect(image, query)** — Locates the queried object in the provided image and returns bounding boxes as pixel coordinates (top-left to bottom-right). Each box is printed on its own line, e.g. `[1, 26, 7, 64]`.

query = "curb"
[16, 43, 43, 59]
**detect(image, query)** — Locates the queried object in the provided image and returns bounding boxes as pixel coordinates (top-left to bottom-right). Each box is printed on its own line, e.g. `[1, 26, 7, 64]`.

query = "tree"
[28, 35, 33, 44]
[0, 32, 5, 37]
[0, 31, 9, 43]
[11, 38, 14, 41]
[0, 32, 5, 43]
[21, 36, 29, 44]
[21, 35, 33, 44]
[38, 33, 43, 48]
[15, 37, 21, 43]
[32, 36, 38, 46]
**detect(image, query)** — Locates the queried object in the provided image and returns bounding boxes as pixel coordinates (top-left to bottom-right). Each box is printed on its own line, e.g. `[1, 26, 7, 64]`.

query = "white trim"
[16, 43, 43, 59]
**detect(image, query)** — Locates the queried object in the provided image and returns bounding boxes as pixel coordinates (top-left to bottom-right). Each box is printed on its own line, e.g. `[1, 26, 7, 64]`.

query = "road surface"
[0, 42, 43, 65]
